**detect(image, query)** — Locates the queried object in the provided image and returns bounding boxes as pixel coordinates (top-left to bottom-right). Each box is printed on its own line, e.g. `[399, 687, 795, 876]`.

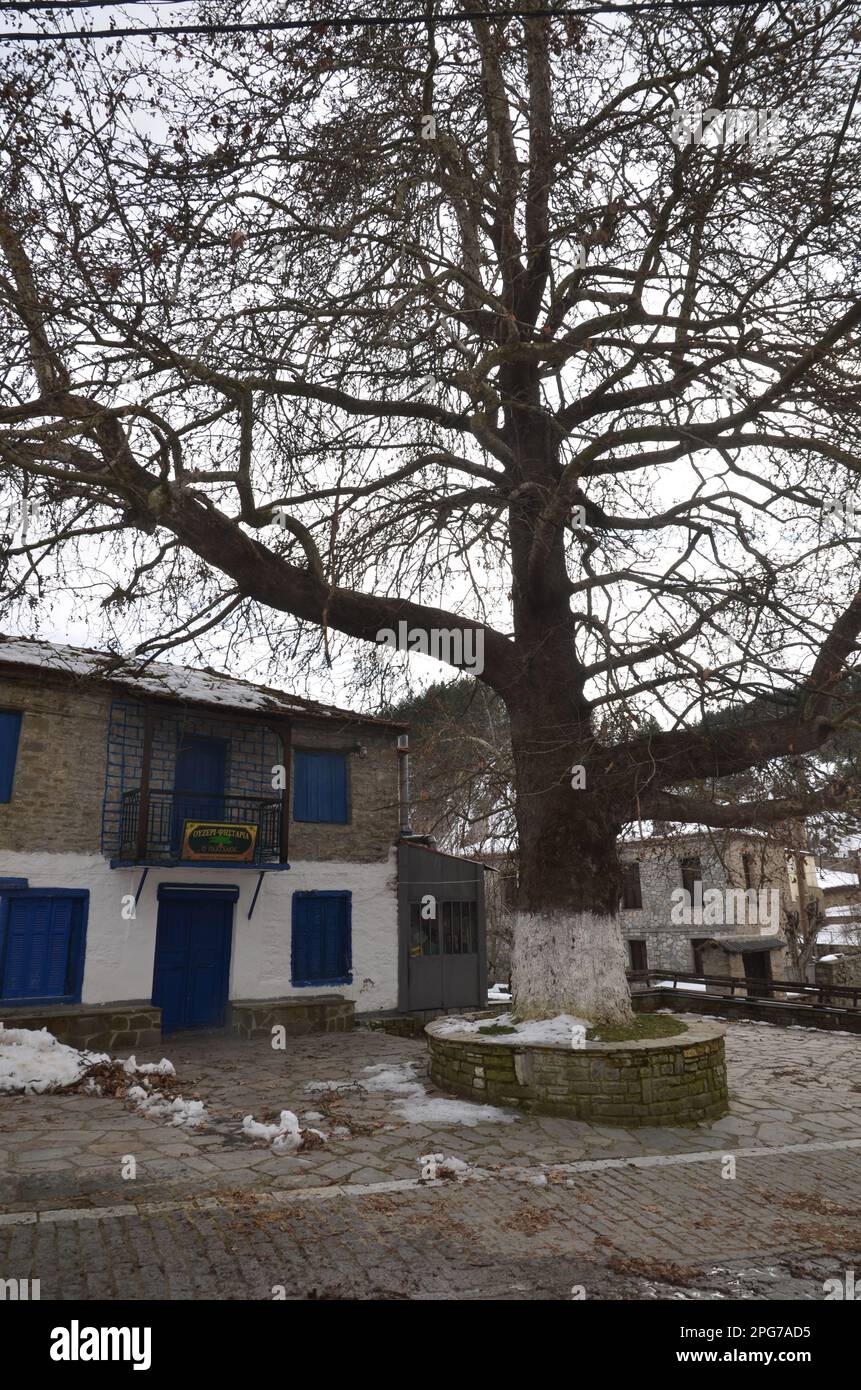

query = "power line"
[0, 2, 809, 45]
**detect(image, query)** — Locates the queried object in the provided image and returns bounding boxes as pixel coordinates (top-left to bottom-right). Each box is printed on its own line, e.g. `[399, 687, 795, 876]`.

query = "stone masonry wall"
[0, 673, 110, 855]
[815, 948, 861, 1006]
[288, 721, 400, 863]
[228, 995, 355, 1039]
[0, 1001, 161, 1052]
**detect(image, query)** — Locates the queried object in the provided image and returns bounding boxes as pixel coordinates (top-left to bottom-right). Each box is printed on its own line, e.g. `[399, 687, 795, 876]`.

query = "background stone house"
[619, 830, 821, 979]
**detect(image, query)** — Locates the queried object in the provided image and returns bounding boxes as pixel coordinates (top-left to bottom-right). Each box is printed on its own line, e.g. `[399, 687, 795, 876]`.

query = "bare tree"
[2, 2, 861, 1020]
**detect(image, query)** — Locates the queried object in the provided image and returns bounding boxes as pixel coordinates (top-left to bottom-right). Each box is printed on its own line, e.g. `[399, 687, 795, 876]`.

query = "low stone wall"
[228, 995, 354, 1039]
[0, 1002, 161, 1052]
[815, 950, 861, 1008]
[634, 987, 861, 1034]
[426, 1016, 728, 1126]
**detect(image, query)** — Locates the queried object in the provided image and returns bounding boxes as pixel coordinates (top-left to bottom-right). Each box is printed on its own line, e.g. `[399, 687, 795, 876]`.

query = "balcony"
[119, 789, 283, 865]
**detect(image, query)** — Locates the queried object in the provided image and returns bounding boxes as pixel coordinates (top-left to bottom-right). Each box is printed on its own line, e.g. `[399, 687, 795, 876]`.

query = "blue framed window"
[292, 891, 352, 987]
[0, 710, 22, 802]
[293, 750, 348, 824]
[0, 889, 89, 1006]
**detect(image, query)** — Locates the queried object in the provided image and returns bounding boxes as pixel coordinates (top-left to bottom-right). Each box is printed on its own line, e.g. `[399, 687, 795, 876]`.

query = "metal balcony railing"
[119, 789, 282, 863]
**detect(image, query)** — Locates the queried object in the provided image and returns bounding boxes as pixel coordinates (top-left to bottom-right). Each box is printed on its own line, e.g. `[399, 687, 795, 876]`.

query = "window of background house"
[681, 856, 702, 898]
[0, 710, 22, 803]
[691, 937, 709, 975]
[293, 749, 349, 824]
[621, 861, 643, 909]
[629, 939, 648, 972]
[742, 851, 754, 889]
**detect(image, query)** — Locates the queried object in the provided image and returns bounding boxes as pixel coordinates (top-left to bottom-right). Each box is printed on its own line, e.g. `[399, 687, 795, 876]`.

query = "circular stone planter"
[425, 1016, 728, 1127]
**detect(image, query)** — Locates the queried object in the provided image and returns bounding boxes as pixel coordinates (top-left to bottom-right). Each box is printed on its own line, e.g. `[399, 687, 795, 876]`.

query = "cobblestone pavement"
[2, 1017, 861, 1299]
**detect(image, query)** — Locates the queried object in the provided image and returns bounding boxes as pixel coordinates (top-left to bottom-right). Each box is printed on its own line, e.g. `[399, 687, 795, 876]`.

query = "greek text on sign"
[180, 821, 258, 861]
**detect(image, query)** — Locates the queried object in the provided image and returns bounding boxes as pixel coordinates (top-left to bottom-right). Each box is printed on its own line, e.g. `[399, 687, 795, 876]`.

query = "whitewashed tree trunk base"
[511, 910, 634, 1025]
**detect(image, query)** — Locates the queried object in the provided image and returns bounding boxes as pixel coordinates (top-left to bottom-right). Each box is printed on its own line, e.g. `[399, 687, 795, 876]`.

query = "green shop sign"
[180, 820, 258, 862]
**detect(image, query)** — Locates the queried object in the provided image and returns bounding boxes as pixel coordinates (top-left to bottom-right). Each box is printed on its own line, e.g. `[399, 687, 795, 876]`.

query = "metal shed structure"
[397, 840, 487, 1012]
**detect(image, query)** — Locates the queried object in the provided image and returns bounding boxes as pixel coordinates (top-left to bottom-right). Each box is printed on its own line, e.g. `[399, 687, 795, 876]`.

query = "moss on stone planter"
[586, 1015, 688, 1043]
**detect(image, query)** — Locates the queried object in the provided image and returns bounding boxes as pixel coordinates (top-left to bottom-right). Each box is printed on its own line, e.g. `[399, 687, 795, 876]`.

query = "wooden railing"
[628, 968, 861, 1012]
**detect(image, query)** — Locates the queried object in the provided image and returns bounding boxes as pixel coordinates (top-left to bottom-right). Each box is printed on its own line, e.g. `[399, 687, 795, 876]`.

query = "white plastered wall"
[0, 849, 400, 1013]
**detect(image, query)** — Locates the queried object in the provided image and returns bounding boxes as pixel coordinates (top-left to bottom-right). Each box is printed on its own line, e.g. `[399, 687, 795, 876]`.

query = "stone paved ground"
[2, 1016, 861, 1299]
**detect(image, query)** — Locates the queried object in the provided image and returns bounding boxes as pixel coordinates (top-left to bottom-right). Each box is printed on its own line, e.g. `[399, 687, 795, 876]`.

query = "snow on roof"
[0, 634, 404, 729]
[621, 824, 783, 848]
[816, 868, 859, 890]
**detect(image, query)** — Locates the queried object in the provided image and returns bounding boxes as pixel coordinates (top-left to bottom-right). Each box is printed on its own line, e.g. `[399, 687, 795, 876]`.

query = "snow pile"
[421, 1154, 472, 1181]
[242, 1109, 327, 1154]
[431, 1012, 589, 1045]
[127, 1086, 208, 1129]
[122, 1056, 176, 1077]
[0, 1024, 109, 1094]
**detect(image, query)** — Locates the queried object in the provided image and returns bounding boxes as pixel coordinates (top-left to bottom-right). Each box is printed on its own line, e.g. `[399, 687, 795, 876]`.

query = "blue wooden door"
[172, 735, 226, 852]
[152, 895, 233, 1030]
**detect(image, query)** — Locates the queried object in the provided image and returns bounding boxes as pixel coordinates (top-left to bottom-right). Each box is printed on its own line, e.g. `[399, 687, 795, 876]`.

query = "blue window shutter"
[1, 895, 77, 1000]
[292, 892, 351, 986]
[0, 711, 22, 802]
[293, 751, 348, 823]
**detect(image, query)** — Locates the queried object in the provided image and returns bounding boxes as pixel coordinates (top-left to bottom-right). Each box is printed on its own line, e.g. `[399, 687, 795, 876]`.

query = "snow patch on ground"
[432, 1012, 589, 1044]
[420, 1153, 485, 1182]
[0, 1025, 109, 1094]
[127, 1086, 208, 1128]
[305, 1060, 518, 1126]
[304, 1079, 361, 1094]
[364, 1062, 517, 1126]
[362, 1062, 425, 1097]
[242, 1109, 328, 1154]
[122, 1055, 176, 1077]
[243, 1109, 303, 1153]
[655, 980, 708, 992]
[396, 1095, 518, 1126]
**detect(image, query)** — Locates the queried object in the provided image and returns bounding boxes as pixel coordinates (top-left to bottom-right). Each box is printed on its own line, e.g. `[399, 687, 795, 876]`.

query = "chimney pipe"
[397, 732, 412, 836]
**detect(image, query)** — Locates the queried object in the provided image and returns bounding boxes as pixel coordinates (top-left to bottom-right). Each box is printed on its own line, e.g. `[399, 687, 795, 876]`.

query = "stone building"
[619, 830, 820, 980]
[0, 635, 486, 1046]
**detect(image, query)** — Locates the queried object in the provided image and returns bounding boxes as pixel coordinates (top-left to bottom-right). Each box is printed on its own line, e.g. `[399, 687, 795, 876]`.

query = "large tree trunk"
[508, 716, 634, 1024]
[505, 653, 634, 1026]
[502, 380, 634, 1026]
